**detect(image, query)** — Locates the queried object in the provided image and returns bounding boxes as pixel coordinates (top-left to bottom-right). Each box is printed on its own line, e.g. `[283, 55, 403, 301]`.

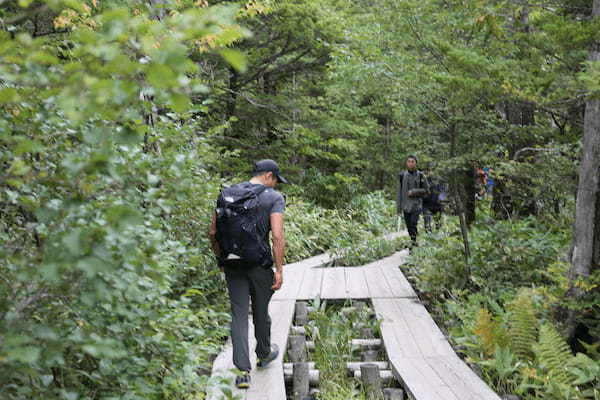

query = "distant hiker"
[483, 166, 494, 194]
[396, 155, 429, 246]
[475, 164, 487, 200]
[208, 159, 287, 389]
[422, 172, 446, 233]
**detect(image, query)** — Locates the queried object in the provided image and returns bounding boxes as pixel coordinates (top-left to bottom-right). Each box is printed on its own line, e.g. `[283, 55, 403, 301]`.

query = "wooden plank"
[270, 299, 295, 347]
[362, 252, 409, 298]
[372, 298, 399, 323]
[272, 267, 304, 301]
[244, 300, 294, 400]
[364, 264, 394, 298]
[296, 267, 323, 300]
[379, 264, 416, 298]
[273, 252, 333, 301]
[285, 252, 332, 270]
[320, 267, 347, 299]
[209, 300, 294, 400]
[373, 299, 421, 359]
[389, 357, 459, 400]
[383, 322, 422, 359]
[425, 356, 501, 400]
[380, 322, 417, 359]
[363, 250, 408, 270]
[345, 268, 370, 298]
[395, 299, 455, 357]
[392, 299, 436, 358]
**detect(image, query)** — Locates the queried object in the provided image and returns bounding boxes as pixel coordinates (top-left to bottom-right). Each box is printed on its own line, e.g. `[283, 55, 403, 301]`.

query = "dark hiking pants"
[403, 210, 421, 243]
[225, 265, 275, 372]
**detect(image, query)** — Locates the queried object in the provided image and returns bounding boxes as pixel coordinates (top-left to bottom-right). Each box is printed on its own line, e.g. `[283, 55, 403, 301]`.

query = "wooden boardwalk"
[208, 246, 501, 400]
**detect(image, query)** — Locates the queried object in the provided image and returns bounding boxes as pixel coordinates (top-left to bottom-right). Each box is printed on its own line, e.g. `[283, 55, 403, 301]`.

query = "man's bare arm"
[270, 212, 285, 290]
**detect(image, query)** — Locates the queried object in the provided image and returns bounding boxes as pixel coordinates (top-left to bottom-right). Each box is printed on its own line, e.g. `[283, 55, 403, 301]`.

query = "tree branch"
[513, 146, 563, 160]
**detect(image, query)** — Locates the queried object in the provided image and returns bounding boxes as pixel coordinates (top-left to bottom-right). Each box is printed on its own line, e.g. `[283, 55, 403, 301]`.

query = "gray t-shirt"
[246, 182, 285, 243]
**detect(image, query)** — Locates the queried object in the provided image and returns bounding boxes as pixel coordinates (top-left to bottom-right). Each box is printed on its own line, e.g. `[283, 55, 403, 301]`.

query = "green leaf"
[41, 375, 54, 387]
[219, 49, 247, 73]
[0, 87, 19, 104]
[6, 346, 41, 363]
[63, 228, 84, 256]
[147, 63, 176, 89]
[40, 262, 61, 282]
[77, 256, 112, 278]
[8, 158, 31, 176]
[106, 205, 143, 228]
[14, 139, 44, 155]
[168, 93, 190, 112]
[115, 126, 143, 145]
[82, 126, 108, 145]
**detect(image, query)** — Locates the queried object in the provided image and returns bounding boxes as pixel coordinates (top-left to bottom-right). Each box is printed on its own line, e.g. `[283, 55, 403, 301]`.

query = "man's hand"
[272, 270, 283, 290]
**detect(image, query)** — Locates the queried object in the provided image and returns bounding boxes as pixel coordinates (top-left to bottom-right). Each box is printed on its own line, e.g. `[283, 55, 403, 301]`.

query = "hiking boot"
[235, 371, 250, 389]
[257, 344, 279, 368]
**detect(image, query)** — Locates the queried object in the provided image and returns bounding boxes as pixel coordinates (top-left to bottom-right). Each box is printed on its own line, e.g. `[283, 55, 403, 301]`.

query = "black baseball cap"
[252, 159, 288, 184]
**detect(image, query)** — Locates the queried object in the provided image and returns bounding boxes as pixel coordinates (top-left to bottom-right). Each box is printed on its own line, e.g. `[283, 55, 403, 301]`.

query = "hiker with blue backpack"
[208, 159, 287, 389]
[396, 155, 429, 246]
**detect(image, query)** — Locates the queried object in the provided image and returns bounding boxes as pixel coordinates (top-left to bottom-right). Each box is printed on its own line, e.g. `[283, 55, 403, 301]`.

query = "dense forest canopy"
[1, 0, 600, 399]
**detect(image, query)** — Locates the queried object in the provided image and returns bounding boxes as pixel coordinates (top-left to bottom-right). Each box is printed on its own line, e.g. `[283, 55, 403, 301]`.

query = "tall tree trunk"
[448, 124, 472, 286]
[462, 164, 476, 227]
[566, 0, 600, 339]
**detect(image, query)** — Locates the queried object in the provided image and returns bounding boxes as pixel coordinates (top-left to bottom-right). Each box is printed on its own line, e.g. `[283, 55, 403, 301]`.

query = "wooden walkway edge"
[208, 236, 501, 400]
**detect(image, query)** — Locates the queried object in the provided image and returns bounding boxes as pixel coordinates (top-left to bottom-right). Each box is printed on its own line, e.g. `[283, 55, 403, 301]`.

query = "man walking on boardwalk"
[208, 159, 287, 389]
[397, 155, 429, 246]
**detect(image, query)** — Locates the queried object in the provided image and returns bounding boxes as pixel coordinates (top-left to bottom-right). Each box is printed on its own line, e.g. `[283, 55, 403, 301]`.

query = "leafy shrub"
[404, 204, 600, 399]
[410, 207, 572, 300]
[285, 191, 401, 265]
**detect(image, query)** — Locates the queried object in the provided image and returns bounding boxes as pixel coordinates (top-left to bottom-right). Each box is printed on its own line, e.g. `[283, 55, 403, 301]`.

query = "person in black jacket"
[396, 155, 429, 246]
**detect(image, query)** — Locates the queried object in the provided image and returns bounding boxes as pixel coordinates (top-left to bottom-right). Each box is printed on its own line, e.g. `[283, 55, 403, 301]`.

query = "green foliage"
[285, 191, 399, 265]
[508, 291, 539, 361]
[0, 1, 254, 398]
[478, 347, 522, 395]
[407, 205, 600, 398]
[410, 204, 572, 299]
[474, 308, 508, 357]
[534, 324, 575, 386]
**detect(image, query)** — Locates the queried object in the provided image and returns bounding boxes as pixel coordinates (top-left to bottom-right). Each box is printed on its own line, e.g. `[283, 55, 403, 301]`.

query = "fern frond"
[474, 308, 508, 356]
[534, 324, 575, 386]
[507, 291, 538, 361]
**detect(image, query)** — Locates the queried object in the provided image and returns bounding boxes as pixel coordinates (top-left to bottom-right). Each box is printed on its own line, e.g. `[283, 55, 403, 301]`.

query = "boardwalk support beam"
[293, 362, 310, 400]
[295, 301, 309, 325]
[383, 388, 405, 400]
[289, 335, 307, 362]
[361, 363, 383, 399]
